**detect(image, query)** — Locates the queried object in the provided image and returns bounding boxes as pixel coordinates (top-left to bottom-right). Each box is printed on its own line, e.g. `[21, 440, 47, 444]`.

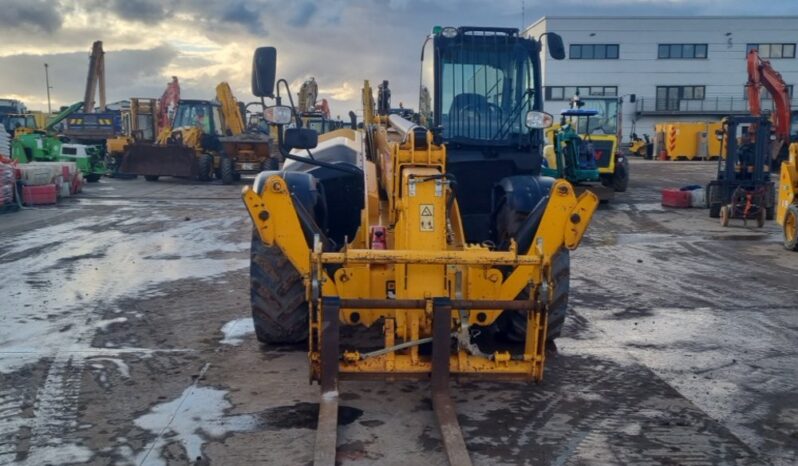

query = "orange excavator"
[745, 48, 797, 167]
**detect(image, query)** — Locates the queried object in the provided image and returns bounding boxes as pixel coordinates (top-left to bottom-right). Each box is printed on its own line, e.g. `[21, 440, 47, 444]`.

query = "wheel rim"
[786, 210, 797, 243]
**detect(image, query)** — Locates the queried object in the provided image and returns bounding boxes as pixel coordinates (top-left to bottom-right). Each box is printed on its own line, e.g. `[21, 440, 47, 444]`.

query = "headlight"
[263, 105, 292, 125]
[525, 111, 554, 129]
[441, 27, 458, 38]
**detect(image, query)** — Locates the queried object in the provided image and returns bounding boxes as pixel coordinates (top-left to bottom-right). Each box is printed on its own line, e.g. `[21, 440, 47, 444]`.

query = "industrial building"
[525, 16, 798, 140]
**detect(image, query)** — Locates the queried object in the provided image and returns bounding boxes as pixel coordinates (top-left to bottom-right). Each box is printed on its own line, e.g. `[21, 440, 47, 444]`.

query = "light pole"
[44, 63, 52, 114]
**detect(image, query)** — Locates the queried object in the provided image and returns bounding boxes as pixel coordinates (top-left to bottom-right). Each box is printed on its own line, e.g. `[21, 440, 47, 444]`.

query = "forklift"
[706, 115, 776, 225]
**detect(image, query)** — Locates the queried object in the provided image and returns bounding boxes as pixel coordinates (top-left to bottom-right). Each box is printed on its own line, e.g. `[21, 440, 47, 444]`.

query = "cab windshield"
[172, 103, 223, 136]
[574, 98, 618, 136]
[439, 38, 535, 142]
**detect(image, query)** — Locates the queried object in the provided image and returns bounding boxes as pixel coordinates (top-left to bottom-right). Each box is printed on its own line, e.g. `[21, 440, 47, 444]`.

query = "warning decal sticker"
[420, 204, 434, 231]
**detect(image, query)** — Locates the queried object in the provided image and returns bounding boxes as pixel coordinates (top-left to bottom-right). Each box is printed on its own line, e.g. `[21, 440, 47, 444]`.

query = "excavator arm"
[157, 77, 180, 135]
[746, 49, 792, 157]
[216, 82, 245, 136]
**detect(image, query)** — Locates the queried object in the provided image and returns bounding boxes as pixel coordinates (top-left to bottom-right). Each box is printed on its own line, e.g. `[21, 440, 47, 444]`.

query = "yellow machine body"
[777, 143, 798, 249]
[243, 106, 598, 382]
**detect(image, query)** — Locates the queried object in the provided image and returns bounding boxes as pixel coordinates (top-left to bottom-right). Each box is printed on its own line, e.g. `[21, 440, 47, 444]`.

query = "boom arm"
[747, 49, 792, 142]
[215, 82, 245, 135]
[83, 41, 106, 113]
[46, 102, 84, 132]
[157, 77, 180, 135]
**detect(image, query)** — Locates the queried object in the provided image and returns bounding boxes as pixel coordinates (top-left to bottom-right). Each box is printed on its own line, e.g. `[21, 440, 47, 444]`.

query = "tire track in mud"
[454, 353, 760, 465]
[0, 208, 249, 463]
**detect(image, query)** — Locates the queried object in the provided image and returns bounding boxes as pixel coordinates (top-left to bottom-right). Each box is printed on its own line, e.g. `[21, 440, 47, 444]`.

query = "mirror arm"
[276, 78, 303, 128]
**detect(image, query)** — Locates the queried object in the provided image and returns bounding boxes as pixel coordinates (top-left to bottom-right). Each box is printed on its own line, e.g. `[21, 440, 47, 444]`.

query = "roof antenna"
[521, 0, 525, 31]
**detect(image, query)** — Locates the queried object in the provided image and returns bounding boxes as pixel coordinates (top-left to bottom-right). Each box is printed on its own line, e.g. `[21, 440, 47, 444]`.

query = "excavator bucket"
[119, 143, 198, 179]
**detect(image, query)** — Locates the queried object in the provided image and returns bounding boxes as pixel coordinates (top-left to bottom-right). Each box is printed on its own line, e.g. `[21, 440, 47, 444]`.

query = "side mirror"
[252, 47, 277, 98]
[285, 128, 318, 150]
[546, 33, 565, 60]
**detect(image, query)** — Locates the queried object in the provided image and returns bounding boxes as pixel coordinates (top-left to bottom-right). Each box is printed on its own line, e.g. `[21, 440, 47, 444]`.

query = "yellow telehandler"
[243, 27, 598, 464]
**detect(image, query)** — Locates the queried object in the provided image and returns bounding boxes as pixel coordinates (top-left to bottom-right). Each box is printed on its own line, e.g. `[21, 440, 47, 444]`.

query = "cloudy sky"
[0, 0, 793, 117]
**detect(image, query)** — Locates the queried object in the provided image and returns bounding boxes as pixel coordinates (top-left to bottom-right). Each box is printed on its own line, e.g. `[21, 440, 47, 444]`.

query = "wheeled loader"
[243, 27, 598, 465]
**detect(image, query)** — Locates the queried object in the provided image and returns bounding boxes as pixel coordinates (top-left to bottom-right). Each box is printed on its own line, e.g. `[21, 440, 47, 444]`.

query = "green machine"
[11, 102, 106, 181]
[543, 108, 601, 182]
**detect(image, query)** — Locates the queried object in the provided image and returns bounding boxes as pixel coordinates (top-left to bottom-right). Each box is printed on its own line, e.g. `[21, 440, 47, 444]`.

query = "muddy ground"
[0, 159, 796, 465]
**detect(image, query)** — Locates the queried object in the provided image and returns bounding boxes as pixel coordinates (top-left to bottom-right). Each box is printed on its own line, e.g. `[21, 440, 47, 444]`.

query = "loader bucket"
[119, 143, 199, 178]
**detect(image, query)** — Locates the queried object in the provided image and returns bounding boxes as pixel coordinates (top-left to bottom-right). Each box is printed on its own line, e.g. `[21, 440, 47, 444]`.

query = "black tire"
[612, 156, 629, 192]
[198, 154, 213, 181]
[84, 173, 102, 183]
[221, 157, 234, 185]
[492, 195, 570, 343]
[783, 205, 798, 251]
[144, 175, 159, 182]
[497, 249, 570, 342]
[709, 203, 721, 218]
[250, 230, 308, 344]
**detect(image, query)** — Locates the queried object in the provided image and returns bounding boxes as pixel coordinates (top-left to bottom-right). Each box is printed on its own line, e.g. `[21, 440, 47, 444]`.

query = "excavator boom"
[746, 49, 792, 147]
[215, 82, 245, 135]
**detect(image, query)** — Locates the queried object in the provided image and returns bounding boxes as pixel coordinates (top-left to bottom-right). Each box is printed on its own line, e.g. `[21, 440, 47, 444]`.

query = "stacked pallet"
[0, 124, 10, 158]
[17, 162, 84, 206]
[0, 162, 16, 212]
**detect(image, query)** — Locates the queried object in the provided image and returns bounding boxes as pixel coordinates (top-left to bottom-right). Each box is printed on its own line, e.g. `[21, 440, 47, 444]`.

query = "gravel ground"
[0, 159, 796, 465]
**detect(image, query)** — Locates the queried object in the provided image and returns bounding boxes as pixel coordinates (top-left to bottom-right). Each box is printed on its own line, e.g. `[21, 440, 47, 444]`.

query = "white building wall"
[525, 16, 798, 142]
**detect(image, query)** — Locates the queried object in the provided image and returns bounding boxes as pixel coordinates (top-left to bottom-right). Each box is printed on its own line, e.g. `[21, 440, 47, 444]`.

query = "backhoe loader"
[121, 83, 273, 183]
[243, 28, 598, 465]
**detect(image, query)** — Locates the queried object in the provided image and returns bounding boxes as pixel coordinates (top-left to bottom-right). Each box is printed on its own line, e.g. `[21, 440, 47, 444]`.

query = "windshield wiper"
[491, 88, 533, 141]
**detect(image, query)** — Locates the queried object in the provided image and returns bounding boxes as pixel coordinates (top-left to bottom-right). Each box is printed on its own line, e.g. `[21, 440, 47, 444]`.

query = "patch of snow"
[95, 317, 128, 331]
[0, 210, 248, 462]
[87, 357, 131, 378]
[132, 386, 259, 465]
[220, 318, 255, 346]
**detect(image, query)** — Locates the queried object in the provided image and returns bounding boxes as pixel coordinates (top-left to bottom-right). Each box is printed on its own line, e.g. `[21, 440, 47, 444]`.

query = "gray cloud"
[0, 0, 63, 33]
[107, 0, 176, 23]
[220, 1, 267, 35]
[288, 2, 319, 28]
[0, 45, 178, 106]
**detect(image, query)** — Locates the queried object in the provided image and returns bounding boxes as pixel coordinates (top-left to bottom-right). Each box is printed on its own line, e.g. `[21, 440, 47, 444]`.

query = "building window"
[545, 86, 618, 101]
[569, 44, 619, 60]
[655, 85, 705, 111]
[745, 85, 794, 100]
[746, 43, 796, 59]
[658, 43, 707, 59]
